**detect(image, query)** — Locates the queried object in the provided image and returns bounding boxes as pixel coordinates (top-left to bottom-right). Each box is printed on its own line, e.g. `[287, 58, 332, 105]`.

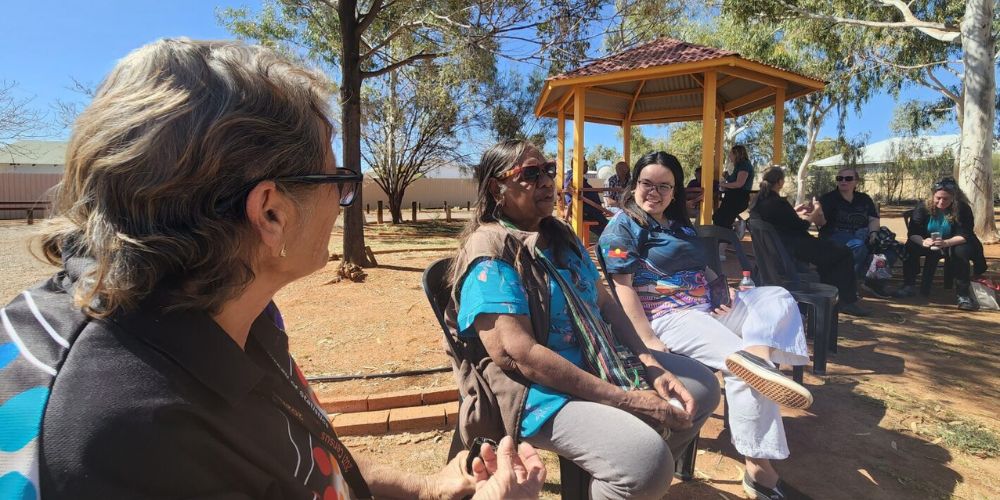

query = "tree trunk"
[957, 0, 998, 243]
[794, 102, 821, 205]
[339, 0, 374, 267]
[389, 191, 404, 224]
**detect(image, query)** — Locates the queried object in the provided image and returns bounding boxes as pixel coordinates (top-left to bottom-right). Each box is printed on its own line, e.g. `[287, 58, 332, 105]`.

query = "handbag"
[534, 249, 651, 391]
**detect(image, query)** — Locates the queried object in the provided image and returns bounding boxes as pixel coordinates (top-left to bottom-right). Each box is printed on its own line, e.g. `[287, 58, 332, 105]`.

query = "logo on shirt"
[607, 248, 628, 259]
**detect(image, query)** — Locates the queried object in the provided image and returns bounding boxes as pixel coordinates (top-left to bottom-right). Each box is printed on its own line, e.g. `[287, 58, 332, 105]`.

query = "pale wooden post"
[622, 120, 631, 168]
[773, 87, 786, 166]
[699, 71, 718, 225]
[572, 88, 586, 236]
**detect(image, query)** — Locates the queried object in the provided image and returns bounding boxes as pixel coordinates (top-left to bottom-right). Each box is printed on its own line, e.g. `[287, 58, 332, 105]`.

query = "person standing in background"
[714, 145, 755, 230]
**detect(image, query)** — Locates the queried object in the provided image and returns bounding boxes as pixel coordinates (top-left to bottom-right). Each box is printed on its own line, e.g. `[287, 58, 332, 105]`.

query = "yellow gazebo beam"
[623, 80, 646, 167]
[698, 70, 718, 225]
[723, 87, 777, 113]
[630, 106, 703, 123]
[717, 66, 788, 90]
[637, 87, 700, 100]
[588, 87, 634, 100]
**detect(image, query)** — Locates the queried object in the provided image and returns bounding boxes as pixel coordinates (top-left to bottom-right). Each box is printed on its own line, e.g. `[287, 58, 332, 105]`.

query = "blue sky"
[2, 0, 961, 163]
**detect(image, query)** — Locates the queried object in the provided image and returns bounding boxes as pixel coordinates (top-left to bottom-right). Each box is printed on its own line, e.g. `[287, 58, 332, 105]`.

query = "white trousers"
[649, 286, 809, 459]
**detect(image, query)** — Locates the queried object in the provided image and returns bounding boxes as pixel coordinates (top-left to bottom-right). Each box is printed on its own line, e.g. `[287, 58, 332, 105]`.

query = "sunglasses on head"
[933, 179, 957, 192]
[835, 175, 855, 182]
[497, 161, 558, 183]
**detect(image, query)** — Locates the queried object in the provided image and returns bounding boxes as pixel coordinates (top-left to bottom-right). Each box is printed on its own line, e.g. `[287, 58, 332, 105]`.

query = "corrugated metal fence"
[0, 173, 61, 220]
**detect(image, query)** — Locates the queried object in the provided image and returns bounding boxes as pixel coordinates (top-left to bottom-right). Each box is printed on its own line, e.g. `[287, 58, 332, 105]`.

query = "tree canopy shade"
[222, 0, 631, 275]
[727, 0, 998, 241]
[533, 37, 825, 233]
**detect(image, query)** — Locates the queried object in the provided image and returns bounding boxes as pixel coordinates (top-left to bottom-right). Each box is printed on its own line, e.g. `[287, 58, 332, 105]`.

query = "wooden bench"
[0, 201, 51, 224]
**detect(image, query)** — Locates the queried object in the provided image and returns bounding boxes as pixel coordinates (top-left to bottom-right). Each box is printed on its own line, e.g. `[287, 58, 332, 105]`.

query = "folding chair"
[593, 246, 712, 481]
[746, 217, 839, 375]
[421, 258, 590, 499]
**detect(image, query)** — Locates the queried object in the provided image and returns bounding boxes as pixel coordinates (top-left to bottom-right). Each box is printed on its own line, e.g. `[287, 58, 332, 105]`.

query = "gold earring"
[279, 245, 287, 258]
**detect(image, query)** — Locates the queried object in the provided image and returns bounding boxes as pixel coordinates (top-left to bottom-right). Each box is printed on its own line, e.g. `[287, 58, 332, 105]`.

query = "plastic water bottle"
[738, 271, 755, 301]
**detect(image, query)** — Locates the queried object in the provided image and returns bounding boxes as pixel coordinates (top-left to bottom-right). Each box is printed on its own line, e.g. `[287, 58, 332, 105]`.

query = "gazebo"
[534, 38, 826, 235]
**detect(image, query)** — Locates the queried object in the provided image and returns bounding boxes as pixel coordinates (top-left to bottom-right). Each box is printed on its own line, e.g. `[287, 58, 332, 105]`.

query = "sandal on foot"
[725, 351, 813, 409]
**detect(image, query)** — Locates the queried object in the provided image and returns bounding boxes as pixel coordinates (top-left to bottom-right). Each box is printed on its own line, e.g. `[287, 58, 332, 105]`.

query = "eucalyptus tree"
[222, 0, 619, 276]
[730, 0, 997, 241]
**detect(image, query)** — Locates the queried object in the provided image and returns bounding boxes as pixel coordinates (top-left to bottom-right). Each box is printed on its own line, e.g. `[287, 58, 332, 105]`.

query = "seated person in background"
[451, 140, 720, 500]
[896, 178, 988, 310]
[603, 160, 630, 209]
[814, 168, 896, 298]
[750, 167, 870, 316]
[564, 164, 609, 235]
[600, 152, 812, 500]
[0, 38, 540, 500]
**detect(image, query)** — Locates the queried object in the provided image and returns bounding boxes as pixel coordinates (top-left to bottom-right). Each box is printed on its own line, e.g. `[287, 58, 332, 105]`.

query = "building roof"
[810, 134, 964, 168]
[1, 140, 68, 166]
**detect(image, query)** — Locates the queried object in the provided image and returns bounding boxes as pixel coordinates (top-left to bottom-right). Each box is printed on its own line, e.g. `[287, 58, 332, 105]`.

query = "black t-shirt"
[2, 260, 357, 499]
[751, 195, 810, 239]
[818, 190, 878, 237]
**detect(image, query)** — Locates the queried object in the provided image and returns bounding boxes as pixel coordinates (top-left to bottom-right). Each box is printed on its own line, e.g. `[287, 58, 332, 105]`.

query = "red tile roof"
[553, 38, 737, 80]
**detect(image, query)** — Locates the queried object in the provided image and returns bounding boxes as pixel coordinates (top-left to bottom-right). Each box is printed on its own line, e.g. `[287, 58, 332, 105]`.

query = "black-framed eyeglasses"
[835, 175, 855, 182]
[217, 168, 364, 214]
[275, 169, 364, 207]
[497, 161, 557, 184]
[637, 179, 674, 195]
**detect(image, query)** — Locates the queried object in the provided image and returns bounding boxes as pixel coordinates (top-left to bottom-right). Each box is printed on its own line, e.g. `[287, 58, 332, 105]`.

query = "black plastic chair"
[695, 224, 755, 278]
[746, 217, 839, 376]
[902, 208, 956, 292]
[421, 258, 590, 499]
[593, 246, 711, 481]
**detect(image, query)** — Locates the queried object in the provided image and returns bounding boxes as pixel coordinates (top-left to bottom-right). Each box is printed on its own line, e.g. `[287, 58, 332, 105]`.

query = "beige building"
[1, 141, 66, 220]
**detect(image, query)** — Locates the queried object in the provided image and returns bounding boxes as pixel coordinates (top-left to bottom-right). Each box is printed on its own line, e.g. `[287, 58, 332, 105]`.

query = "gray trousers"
[524, 352, 720, 499]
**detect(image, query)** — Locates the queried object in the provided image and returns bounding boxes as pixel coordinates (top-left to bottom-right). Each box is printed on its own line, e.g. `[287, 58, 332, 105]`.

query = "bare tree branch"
[362, 52, 439, 79]
[771, 0, 960, 43]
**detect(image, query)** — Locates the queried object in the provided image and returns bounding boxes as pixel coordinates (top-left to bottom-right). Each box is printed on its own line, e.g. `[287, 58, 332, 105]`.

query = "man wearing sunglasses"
[813, 168, 896, 298]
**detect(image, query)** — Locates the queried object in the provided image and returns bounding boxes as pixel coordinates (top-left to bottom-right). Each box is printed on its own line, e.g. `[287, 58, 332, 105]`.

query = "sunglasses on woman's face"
[275, 168, 364, 206]
[497, 161, 558, 184]
[835, 176, 854, 182]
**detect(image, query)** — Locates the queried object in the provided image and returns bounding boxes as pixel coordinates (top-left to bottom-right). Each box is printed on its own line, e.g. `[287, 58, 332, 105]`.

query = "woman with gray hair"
[0, 39, 542, 499]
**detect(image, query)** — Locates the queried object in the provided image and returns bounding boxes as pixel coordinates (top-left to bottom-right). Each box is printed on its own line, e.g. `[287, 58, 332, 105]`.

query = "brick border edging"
[322, 387, 461, 436]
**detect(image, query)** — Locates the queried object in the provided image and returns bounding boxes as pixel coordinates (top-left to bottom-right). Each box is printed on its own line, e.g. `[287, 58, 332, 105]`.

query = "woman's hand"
[645, 365, 697, 422]
[421, 452, 477, 499]
[619, 389, 692, 431]
[921, 237, 935, 249]
[711, 303, 732, 317]
[470, 436, 546, 500]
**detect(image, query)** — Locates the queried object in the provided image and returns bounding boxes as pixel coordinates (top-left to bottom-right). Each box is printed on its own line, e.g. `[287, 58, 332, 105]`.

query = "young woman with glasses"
[600, 152, 813, 500]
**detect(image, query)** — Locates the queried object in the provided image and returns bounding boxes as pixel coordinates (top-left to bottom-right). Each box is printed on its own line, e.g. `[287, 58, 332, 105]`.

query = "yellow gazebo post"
[557, 106, 566, 217]
[572, 88, 585, 234]
[772, 87, 786, 166]
[698, 71, 718, 225]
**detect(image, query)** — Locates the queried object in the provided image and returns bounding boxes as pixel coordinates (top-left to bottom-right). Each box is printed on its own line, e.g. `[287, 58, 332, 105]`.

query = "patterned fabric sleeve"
[456, 258, 530, 337]
[598, 215, 641, 275]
